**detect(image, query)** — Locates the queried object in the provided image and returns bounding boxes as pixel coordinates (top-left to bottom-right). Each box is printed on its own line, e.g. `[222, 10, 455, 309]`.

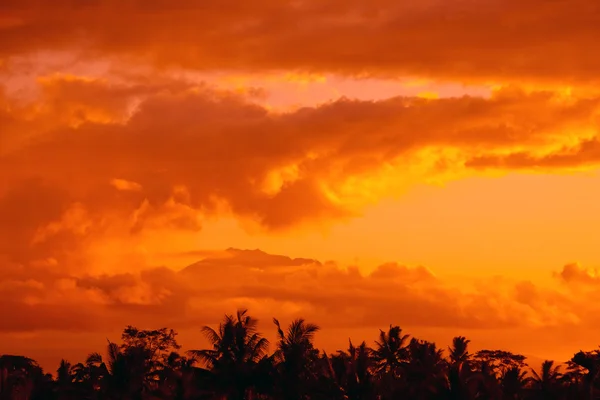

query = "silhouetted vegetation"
[1, 309, 598, 399]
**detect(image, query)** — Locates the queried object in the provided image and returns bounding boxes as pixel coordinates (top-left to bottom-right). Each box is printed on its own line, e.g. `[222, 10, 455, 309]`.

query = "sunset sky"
[2, 0, 600, 372]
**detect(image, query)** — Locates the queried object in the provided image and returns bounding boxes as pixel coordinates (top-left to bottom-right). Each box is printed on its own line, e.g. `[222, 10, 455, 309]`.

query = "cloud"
[555, 263, 600, 285]
[2, 75, 600, 274]
[0, 248, 584, 335]
[466, 138, 600, 170]
[0, 178, 72, 264]
[0, 257, 195, 333]
[185, 248, 322, 269]
[3, 77, 600, 242]
[369, 262, 435, 281]
[111, 178, 142, 192]
[1, 0, 600, 85]
[2, 246, 596, 373]
[1, 75, 599, 340]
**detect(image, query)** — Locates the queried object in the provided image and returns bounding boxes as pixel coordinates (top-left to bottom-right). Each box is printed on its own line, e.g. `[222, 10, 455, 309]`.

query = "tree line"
[1, 309, 598, 399]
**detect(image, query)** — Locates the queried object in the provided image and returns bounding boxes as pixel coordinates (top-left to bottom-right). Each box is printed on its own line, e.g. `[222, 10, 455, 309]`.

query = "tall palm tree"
[370, 325, 409, 399]
[570, 350, 599, 400]
[313, 352, 346, 400]
[499, 366, 528, 399]
[69, 352, 110, 398]
[154, 352, 203, 400]
[371, 325, 409, 376]
[446, 336, 473, 400]
[346, 341, 376, 400]
[527, 360, 562, 399]
[562, 361, 588, 400]
[273, 317, 320, 400]
[102, 341, 151, 400]
[188, 309, 270, 400]
[323, 340, 376, 400]
[449, 337, 471, 365]
[401, 338, 447, 400]
[56, 359, 74, 400]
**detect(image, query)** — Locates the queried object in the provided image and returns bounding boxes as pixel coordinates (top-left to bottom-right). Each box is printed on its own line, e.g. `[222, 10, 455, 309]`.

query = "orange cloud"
[467, 138, 600, 171]
[555, 263, 600, 285]
[2, 76, 600, 271]
[0, 248, 583, 335]
[110, 178, 142, 192]
[2, 0, 600, 85]
[0, 245, 597, 370]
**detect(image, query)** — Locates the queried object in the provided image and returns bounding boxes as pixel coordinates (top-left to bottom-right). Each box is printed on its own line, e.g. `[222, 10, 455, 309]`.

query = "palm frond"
[200, 326, 222, 347]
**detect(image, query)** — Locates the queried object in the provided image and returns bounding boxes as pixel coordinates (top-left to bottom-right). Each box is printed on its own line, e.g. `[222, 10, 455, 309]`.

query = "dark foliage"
[0, 309, 597, 399]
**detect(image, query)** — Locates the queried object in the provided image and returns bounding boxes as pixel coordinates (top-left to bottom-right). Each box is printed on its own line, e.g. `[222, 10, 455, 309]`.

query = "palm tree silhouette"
[188, 309, 270, 400]
[446, 336, 473, 400]
[570, 350, 600, 400]
[562, 360, 588, 399]
[370, 325, 410, 399]
[500, 366, 528, 399]
[70, 351, 110, 398]
[527, 360, 563, 400]
[273, 317, 320, 400]
[371, 325, 410, 376]
[8, 309, 600, 399]
[155, 352, 201, 400]
[449, 337, 471, 365]
[402, 338, 447, 399]
[105, 341, 150, 400]
[322, 340, 376, 400]
[55, 359, 74, 400]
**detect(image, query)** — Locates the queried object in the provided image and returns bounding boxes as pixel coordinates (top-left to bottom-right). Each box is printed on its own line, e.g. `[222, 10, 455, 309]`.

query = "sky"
[2, 0, 600, 372]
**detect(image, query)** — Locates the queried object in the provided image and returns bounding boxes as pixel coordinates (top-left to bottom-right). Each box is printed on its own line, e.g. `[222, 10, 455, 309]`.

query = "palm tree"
[56, 359, 74, 399]
[527, 360, 562, 399]
[188, 309, 270, 400]
[401, 338, 447, 399]
[154, 352, 203, 400]
[69, 352, 110, 398]
[273, 317, 320, 400]
[446, 336, 473, 400]
[322, 340, 376, 400]
[313, 352, 346, 400]
[562, 361, 588, 400]
[345, 341, 376, 400]
[104, 341, 151, 400]
[18, 316, 600, 399]
[499, 366, 528, 399]
[370, 325, 409, 399]
[449, 336, 471, 365]
[370, 326, 409, 376]
[570, 350, 599, 400]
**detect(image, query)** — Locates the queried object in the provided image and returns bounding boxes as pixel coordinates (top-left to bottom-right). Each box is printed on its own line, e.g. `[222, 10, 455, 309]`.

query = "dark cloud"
[182, 248, 321, 272]
[2, 0, 600, 84]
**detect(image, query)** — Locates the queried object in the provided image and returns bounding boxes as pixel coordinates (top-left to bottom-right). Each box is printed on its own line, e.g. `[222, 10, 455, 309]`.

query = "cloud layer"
[0, 248, 589, 336]
[2, 0, 600, 85]
[2, 73, 600, 275]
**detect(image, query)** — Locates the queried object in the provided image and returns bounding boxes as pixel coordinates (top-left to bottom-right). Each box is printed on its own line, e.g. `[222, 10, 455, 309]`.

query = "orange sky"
[2, 0, 600, 373]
